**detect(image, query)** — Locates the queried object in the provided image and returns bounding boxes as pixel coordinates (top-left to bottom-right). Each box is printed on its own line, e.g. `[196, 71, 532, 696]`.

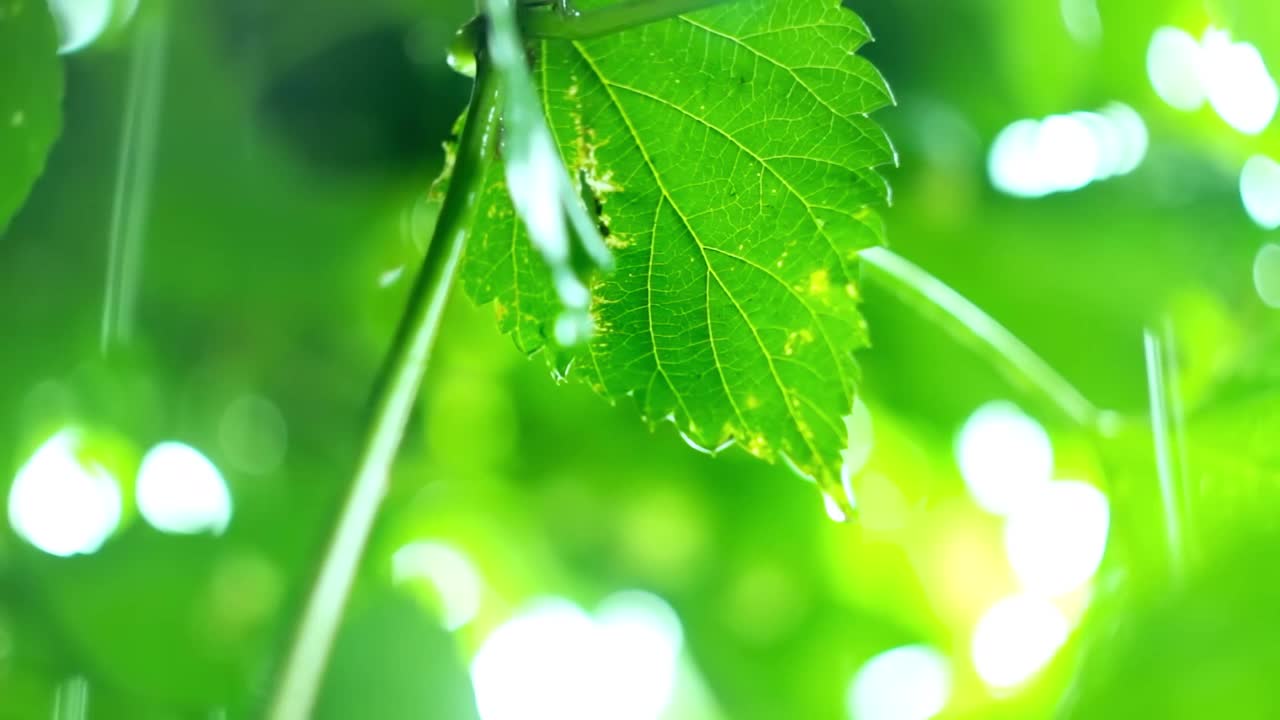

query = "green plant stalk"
[1143, 324, 1192, 582]
[265, 59, 501, 720]
[100, 3, 169, 354]
[860, 246, 1104, 431]
[521, 0, 735, 39]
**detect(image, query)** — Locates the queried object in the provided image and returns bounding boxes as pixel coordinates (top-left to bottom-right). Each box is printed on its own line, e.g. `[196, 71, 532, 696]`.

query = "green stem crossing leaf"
[522, 0, 737, 39]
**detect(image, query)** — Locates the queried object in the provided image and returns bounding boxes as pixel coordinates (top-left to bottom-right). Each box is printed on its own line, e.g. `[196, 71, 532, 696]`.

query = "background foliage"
[2, 0, 1279, 718]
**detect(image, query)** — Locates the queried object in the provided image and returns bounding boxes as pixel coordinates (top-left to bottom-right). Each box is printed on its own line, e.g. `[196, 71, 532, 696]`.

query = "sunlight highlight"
[136, 442, 232, 535]
[47, 0, 111, 53]
[391, 540, 483, 631]
[7, 430, 121, 557]
[1200, 29, 1278, 135]
[1059, 0, 1101, 46]
[955, 401, 1053, 516]
[971, 595, 1069, 690]
[1241, 156, 1280, 229]
[471, 592, 683, 720]
[1147, 26, 1278, 134]
[988, 106, 1147, 198]
[1147, 27, 1206, 111]
[1003, 480, 1110, 597]
[1254, 244, 1280, 309]
[847, 645, 951, 720]
[46, 0, 140, 54]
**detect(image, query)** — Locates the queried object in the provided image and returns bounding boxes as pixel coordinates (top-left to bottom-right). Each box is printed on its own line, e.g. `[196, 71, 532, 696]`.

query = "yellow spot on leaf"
[808, 269, 830, 295]
[784, 329, 815, 356]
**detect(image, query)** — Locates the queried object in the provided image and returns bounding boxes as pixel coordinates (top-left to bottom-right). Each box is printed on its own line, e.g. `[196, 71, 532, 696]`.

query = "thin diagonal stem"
[521, 0, 735, 39]
[1143, 325, 1189, 582]
[265, 58, 501, 720]
[860, 246, 1104, 431]
[101, 4, 169, 354]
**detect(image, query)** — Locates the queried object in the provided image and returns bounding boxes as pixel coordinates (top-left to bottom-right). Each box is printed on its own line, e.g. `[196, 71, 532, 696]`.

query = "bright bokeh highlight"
[1097, 103, 1149, 177]
[955, 401, 1053, 516]
[391, 540, 483, 631]
[218, 393, 288, 475]
[471, 592, 683, 720]
[1147, 27, 1206, 111]
[988, 106, 1146, 198]
[847, 645, 951, 720]
[136, 442, 232, 535]
[1200, 29, 1278, 135]
[1058, 0, 1100, 46]
[971, 595, 1069, 690]
[1241, 156, 1280, 230]
[841, 396, 875, 496]
[1254, 244, 1280, 309]
[7, 430, 122, 557]
[46, 0, 138, 54]
[1147, 26, 1278, 134]
[1003, 480, 1110, 596]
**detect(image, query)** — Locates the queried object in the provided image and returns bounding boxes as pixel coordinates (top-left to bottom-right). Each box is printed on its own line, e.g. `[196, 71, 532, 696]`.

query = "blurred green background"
[2, 0, 1280, 718]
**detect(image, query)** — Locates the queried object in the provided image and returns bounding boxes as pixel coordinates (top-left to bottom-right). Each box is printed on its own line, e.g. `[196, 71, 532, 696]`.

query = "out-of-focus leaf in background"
[0, 0, 62, 233]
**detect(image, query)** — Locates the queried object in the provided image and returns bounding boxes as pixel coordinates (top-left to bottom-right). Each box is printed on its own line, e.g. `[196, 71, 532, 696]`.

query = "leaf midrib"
[597, 75, 860, 398]
[571, 40, 827, 466]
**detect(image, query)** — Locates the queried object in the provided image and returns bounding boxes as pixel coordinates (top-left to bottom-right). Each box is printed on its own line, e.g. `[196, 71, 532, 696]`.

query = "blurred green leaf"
[1188, 389, 1280, 535]
[0, 0, 62, 233]
[464, 0, 894, 497]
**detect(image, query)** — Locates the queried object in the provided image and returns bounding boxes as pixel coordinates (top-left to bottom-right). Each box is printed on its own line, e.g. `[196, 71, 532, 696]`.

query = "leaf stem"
[265, 58, 501, 720]
[521, 0, 735, 39]
[1143, 323, 1193, 582]
[860, 246, 1104, 431]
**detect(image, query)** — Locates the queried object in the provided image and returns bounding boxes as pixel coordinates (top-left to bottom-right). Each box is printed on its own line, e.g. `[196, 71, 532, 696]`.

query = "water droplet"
[446, 26, 478, 78]
[678, 430, 714, 455]
[677, 431, 734, 456]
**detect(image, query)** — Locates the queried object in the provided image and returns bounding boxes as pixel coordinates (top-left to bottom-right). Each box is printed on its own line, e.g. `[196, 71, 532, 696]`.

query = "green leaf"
[0, 0, 63, 234]
[463, 0, 894, 497]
